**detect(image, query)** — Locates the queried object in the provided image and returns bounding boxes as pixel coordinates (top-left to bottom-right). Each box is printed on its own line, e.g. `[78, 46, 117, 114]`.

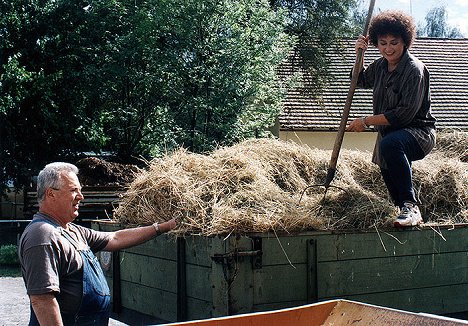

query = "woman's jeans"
[379, 129, 425, 208]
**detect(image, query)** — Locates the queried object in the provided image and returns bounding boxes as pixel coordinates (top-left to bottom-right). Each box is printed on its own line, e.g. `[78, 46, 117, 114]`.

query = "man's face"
[51, 171, 84, 222]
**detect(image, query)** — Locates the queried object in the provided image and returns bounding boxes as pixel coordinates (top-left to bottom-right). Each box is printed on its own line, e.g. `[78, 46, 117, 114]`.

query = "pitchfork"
[300, 0, 376, 202]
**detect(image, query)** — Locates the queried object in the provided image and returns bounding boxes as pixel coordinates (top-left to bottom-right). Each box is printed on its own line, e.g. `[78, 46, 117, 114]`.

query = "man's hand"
[158, 218, 177, 233]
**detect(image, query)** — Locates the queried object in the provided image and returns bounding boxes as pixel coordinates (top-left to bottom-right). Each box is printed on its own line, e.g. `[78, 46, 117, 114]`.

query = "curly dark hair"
[368, 10, 416, 48]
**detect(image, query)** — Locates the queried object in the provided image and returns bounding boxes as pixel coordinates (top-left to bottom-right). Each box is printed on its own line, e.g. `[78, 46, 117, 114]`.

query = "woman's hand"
[355, 35, 369, 54]
[347, 118, 367, 132]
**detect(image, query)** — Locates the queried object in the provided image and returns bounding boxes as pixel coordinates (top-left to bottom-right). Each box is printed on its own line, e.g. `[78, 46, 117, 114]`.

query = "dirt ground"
[0, 277, 164, 326]
[0, 277, 30, 325]
[75, 157, 139, 187]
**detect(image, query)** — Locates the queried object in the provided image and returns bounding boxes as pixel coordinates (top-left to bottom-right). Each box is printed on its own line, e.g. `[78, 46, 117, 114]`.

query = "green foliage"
[1, 0, 358, 192]
[1, 0, 111, 190]
[0, 244, 19, 265]
[418, 6, 464, 38]
[270, 0, 358, 93]
[0, 265, 21, 277]
[96, 0, 295, 154]
[1, 0, 295, 191]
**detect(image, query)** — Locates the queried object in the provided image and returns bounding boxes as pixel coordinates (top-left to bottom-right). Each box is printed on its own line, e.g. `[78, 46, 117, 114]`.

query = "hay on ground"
[113, 136, 467, 236]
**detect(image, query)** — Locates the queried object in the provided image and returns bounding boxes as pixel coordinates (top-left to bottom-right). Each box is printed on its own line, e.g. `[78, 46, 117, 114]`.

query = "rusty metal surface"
[160, 300, 468, 326]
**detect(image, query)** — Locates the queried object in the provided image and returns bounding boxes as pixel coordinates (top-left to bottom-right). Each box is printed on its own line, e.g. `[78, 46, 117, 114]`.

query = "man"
[19, 162, 177, 325]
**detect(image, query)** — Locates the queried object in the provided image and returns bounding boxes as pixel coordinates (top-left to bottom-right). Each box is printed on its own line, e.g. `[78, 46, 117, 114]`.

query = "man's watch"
[153, 222, 160, 235]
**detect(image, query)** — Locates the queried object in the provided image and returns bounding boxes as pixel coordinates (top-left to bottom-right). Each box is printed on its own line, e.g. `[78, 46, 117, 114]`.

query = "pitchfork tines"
[299, 167, 348, 203]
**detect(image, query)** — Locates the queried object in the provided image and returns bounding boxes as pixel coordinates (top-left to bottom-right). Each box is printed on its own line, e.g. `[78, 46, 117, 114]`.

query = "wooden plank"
[177, 237, 187, 322]
[255, 226, 468, 263]
[258, 234, 339, 265]
[92, 221, 120, 232]
[185, 236, 218, 267]
[323, 299, 467, 326]
[226, 236, 254, 315]
[91, 223, 468, 320]
[119, 251, 178, 293]
[105, 277, 113, 297]
[150, 298, 468, 326]
[186, 297, 213, 321]
[120, 280, 178, 322]
[185, 264, 212, 301]
[338, 283, 468, 315]
[208, 235, 256, 317]
[252, 300, 308, 314]
[122, 234, 178, 260]
[307, 238, 318, 303]
[91, 221, 177, 261]
[211, 258, 228, 318]
[317, 251, 468, 298]
[210, 236, 230, 317]
[332, 228, 468, 261]
[253, 264, 308, 305]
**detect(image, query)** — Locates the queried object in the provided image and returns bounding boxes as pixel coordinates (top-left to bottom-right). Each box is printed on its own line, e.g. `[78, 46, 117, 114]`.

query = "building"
[277, 38, 468, 151]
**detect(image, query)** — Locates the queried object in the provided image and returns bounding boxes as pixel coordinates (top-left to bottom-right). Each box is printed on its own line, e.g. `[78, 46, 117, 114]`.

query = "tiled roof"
[278, 38, 468, 131]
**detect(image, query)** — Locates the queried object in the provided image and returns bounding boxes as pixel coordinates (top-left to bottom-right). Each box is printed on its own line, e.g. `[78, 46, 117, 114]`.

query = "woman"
[347, 10, 436, 227]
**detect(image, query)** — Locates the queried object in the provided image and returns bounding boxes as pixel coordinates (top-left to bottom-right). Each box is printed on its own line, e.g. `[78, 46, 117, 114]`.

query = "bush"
[0, 244, 19, 265]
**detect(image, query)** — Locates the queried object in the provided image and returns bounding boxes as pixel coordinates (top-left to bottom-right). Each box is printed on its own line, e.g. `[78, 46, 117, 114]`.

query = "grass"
[0, 244, 21, 277]
[0, 265, 21, 277]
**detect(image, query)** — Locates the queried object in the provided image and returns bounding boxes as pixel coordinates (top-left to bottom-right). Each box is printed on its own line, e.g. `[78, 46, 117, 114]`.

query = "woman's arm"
[346, 114, 390, 132]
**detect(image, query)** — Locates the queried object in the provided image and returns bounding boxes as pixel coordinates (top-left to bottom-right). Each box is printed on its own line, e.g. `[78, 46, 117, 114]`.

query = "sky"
[360, 0, 468, 37]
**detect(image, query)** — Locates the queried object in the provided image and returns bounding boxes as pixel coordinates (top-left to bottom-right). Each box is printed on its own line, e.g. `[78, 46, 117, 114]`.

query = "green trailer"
[92, 221, 468, 323]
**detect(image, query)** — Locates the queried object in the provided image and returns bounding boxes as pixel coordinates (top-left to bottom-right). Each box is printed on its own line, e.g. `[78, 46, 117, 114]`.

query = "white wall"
[279, 130, 378, 152]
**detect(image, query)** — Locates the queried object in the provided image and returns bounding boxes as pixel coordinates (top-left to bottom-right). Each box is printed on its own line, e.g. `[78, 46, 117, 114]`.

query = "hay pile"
[433, 129, 468, 162]
[415, 129, 467, 223]
[114, 131, 467, 236]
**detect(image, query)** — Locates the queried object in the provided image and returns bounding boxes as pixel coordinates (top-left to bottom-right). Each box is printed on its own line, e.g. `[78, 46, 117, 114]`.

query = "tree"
[418, 5, 464, 38]
[0, 0, 162, 192]
[85, 0, 295, 156]
[0, 0, 109, 192]
[0, 0, 294, 192]
[269, 0, 359, 93]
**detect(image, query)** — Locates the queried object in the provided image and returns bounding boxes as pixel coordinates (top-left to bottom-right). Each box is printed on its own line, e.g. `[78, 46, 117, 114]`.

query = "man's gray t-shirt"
[19, 212, 111, 315]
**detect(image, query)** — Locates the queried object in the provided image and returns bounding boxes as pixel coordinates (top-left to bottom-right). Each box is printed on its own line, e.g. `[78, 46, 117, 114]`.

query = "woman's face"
[377, 34, 405, 67]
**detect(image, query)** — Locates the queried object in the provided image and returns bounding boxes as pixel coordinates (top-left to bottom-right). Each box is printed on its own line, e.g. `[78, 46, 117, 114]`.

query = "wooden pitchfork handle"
[323, 0, 376, 188]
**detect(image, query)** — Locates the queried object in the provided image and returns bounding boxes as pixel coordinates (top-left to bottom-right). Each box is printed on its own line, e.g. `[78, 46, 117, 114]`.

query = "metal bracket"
[307, 238, 318, 303]
[211, 249, 262, 264]
[252, 237, 262, 269]
[211, 237, 263, 269]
